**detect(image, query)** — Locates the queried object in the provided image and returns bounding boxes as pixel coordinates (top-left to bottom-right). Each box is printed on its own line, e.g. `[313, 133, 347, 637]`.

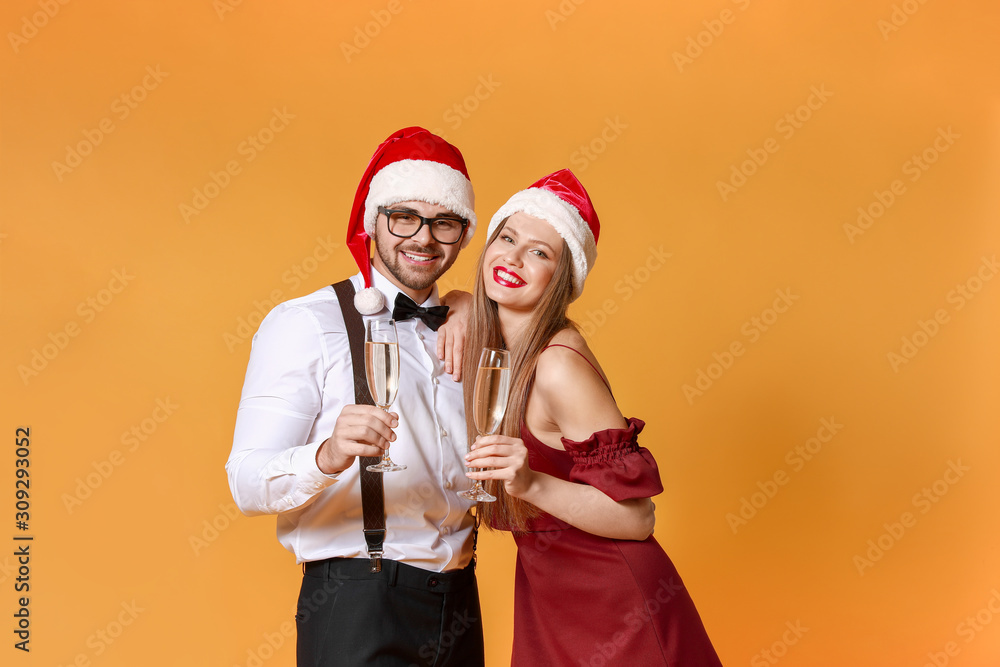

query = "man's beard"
[374, 237, 455, 292]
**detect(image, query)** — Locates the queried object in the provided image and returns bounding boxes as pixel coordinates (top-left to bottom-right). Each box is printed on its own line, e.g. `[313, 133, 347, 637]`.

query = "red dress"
[502, 418, 723, 666]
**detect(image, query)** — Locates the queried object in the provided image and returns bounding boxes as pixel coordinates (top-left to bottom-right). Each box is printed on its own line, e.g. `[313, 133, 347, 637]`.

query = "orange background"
[2, 1, 999, 665]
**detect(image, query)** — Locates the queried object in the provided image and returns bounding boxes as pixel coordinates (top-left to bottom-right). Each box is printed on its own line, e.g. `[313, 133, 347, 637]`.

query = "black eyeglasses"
[379, 206, 469, 245]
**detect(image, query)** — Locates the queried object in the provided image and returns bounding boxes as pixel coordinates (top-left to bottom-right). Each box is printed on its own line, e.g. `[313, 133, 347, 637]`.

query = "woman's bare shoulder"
[536, 328, 607, 385]
[532, 329, 625, 440]
[548, 326, 589, 350]
[535, 329, 591, 379]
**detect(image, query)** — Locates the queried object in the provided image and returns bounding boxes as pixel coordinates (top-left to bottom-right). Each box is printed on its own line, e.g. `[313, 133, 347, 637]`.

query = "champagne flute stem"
[470, 429, 487, 495]
[380, 405, 392, 465]
[365, 404, 405, 472]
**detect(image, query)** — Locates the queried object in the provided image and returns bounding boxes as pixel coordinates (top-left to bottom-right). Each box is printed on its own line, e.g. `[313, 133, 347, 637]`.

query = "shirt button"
[440, 429, 448, 437]
[442, 527, 451, 535]
[417, 333, 425, 340]
[444, 481, 453, 490]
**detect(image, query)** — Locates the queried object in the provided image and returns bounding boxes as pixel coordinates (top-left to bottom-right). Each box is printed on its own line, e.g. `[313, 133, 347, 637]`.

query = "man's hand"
[316, 404, 398, 474]
[438, 289, 472, 381]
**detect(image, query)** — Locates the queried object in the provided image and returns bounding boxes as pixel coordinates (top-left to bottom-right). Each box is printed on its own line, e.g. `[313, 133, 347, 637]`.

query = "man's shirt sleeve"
[226, 304, 340, 516]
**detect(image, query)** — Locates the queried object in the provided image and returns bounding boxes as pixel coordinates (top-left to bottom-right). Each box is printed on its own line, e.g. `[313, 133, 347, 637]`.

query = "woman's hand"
[465, 434, 534, 498]
[437, 289, 472, 381]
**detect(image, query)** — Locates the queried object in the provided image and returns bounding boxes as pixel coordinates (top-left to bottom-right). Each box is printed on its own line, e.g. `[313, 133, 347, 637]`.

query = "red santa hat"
[487, 169, 600, 301]
[346, 127, 476, 314]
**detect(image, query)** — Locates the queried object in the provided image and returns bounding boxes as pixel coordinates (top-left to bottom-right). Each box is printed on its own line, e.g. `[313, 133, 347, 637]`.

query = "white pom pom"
[354, 287, 384, 315]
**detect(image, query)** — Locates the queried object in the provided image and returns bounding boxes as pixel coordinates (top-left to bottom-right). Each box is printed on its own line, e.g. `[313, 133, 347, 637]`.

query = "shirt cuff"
[290, 439, 341, 489]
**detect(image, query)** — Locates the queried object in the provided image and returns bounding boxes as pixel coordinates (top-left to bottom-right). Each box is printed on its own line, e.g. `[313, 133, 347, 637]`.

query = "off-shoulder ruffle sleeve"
[562, 418, 663, 501]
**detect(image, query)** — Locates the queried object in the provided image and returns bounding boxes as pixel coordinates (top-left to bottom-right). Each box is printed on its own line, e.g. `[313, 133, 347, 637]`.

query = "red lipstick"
[492, 266, 526, 288]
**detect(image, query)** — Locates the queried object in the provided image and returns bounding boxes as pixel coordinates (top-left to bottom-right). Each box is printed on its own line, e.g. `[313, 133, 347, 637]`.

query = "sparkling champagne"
[459, 347, 510, 501]
[473, 366, 511, 436]
[365, 341, 399, 408]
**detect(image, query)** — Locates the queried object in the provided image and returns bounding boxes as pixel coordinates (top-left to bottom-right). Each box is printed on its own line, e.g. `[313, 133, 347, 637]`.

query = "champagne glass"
[365, 319, 406, 472]
[459, 348, 511, 502]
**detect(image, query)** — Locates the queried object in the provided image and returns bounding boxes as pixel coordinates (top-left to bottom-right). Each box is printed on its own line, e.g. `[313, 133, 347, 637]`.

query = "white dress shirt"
[226, 269, 475, 571]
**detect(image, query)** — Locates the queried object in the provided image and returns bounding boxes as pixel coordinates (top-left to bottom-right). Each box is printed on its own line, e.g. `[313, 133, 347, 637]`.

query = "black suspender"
[331, 279, 386, 573]
[330, 278, 478, 572]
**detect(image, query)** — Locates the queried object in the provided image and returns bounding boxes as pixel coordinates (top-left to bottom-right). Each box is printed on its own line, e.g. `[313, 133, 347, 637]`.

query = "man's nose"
[411, 222, 436, 245]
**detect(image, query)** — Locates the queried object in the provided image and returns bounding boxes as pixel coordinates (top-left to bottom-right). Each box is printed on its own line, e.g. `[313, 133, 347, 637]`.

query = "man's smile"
[399, 247, 441, 266]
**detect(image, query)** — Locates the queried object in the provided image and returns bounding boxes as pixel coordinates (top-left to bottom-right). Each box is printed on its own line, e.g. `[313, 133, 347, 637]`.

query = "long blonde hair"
[463, 220, 577, 532]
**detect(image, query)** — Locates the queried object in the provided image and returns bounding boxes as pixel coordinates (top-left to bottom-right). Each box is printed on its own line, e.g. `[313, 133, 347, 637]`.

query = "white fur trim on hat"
[487, 188, 597, 300]
[364, 159, 477, 247]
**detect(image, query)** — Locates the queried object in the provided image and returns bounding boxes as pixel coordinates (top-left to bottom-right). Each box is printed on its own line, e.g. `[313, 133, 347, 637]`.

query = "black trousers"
[295, 558, 485, 667]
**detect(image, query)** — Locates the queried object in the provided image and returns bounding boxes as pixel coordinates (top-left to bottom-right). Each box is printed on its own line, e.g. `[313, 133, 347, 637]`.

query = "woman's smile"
[492, 266, 526, 287]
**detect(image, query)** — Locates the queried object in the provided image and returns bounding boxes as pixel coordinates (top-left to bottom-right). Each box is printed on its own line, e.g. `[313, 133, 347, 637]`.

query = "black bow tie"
[391, 293, 449, 331]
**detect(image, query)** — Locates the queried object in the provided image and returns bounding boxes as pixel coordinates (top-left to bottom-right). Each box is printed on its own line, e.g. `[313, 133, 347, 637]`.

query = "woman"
[463, 169, 723, 666]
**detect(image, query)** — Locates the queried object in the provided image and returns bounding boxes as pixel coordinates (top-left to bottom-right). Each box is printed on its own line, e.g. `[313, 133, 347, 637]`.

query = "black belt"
[303, 557, 476, 593]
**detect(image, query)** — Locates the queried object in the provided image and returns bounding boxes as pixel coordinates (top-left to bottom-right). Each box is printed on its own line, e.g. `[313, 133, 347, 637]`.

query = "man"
[226, 127, 484, 666]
